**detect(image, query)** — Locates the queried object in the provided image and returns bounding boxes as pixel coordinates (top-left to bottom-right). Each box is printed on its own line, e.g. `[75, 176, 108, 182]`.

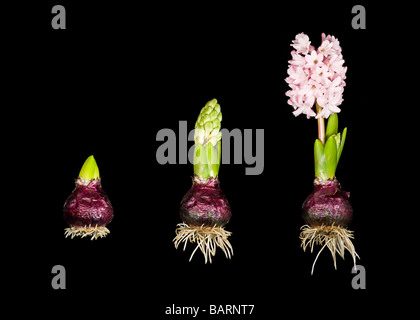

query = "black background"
[4, 1, 398, 318]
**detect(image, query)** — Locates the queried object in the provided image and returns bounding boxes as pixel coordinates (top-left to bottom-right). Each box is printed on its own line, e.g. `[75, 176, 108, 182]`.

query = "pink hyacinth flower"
[285, 33, 347, 119]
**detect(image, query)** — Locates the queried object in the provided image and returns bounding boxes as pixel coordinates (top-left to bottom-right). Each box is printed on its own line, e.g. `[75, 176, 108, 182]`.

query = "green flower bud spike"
[193, 99, 223, 180]
[78, 155, 100, 181]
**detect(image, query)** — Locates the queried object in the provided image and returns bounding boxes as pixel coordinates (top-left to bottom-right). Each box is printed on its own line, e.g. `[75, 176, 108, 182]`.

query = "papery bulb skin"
[180, 175, 231, 228]
[302, 178, 352, 227]
[63, 178, 114, 228]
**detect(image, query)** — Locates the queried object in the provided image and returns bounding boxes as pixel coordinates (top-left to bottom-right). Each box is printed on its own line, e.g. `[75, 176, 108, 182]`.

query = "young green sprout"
[63, 155, 114, 240]
[173, 99, 233, 263]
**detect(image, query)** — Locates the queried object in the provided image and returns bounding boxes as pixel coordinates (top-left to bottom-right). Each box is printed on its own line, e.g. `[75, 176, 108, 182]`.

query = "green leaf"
[314, 139, 327, 180]
[218, 139, 222, 165]
[325, 113, 338, 140]
[325, 136, 338, 179]
[194, 144, 209, 179]
[194, 142, 221, 179]
[78, 155, 100, 180]
[337, 127, 347, 164]
[208, 142, 220, 178]
[334, 132, 341, 149]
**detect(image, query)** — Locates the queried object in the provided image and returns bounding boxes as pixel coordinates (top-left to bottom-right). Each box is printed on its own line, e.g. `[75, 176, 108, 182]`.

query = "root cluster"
[64, 224, 110, 240]
[299, 224, 359, 274]
[173, 223, 233, 263]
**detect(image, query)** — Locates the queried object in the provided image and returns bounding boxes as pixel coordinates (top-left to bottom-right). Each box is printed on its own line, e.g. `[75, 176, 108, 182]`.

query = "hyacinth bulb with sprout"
[173, 99, 232, 263]
[63, 155, 114, 240]
[286, 33, 359, 274]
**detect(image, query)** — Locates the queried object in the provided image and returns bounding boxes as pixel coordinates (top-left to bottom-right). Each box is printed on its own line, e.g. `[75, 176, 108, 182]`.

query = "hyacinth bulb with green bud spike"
[174, 99, 233, 264]
[63, 155, 114, 240]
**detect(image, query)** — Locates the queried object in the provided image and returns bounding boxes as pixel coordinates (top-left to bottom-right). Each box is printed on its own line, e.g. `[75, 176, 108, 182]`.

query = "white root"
[299, 224, 360, 275]
[64, 224, 110, 240]
[173, 223, 233, 263]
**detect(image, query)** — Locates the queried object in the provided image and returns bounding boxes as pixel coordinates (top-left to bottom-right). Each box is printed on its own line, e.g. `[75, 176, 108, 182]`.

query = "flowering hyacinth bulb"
[302, 178, 353, 228]
[285, 33, 347, 119]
